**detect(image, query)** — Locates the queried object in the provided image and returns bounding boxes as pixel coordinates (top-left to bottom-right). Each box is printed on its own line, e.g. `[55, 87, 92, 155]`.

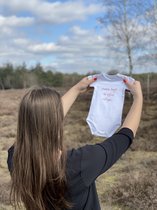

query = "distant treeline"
[0, 63, 83, 89]
[0, 63, 157, 91]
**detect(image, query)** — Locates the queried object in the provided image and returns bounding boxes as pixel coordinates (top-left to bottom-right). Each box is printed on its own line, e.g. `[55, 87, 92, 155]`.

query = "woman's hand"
[74, 76, 97, 93]
[124, 80, 143, 100]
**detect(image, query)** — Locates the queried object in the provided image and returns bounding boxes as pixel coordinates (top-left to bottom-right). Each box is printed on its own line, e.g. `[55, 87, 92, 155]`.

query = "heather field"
[0, 88, 157, 210]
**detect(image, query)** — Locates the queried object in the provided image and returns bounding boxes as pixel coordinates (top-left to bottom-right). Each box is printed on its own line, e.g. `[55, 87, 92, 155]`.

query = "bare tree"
[99, 0, 142, 76]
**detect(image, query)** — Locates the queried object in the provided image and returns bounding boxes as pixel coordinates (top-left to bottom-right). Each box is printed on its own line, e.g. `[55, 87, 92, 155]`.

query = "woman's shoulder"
[67, 147, 82, 165]
[8, 144, 14, 152]
[66, 148, 82, 175]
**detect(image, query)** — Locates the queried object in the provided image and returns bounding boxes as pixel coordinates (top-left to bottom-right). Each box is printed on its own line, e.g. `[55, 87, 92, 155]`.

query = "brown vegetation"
[0, 86, 157, 210]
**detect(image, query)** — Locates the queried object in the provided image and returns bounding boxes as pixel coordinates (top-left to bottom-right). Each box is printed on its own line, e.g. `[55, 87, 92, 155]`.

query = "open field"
[0, 88, 157, 210]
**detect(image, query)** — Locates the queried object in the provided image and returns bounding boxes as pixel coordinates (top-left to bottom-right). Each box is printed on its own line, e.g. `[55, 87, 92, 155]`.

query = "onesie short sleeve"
[80, 127, 134, 186]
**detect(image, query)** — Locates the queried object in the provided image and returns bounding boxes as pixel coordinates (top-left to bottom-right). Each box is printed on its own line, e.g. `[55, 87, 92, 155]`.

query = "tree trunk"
[123, 0, 133, 76]
[126, 41, 133, 76]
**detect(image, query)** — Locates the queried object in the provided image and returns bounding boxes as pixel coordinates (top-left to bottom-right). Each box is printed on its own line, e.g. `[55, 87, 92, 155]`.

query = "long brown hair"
[10, 86, 72, 210]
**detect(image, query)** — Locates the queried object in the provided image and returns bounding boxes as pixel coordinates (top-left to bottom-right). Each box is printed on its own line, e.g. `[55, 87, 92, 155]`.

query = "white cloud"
[28, 43, 60, 53]
[0, 1, 106, 73]
[35, 26, 128, 73]
[0, 15, 34, 47]
[13, 38, 31, 45]
[0, 0, 40, 11]
[11, 26, 109, 57]
[0, 23, 127, 73]
[0, 0, 103, 24]
[0, 15, 34, 27]
[35, 1, 103, 24]
[1, 27, 13, 36]
[70, 26, 89, 36]
[0, 1, 156, 74]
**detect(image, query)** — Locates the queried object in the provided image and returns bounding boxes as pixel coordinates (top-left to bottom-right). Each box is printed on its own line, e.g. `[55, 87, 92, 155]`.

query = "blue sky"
[0, 0, 156, 74]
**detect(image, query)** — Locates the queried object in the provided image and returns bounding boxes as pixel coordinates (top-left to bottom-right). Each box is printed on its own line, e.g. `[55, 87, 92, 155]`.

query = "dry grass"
[0, 88, 157, 210]
[107, 159, 157, 210]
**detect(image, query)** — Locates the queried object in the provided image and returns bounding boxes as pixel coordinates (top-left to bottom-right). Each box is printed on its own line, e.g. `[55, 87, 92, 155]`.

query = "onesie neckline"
[101, 73, 122, 81]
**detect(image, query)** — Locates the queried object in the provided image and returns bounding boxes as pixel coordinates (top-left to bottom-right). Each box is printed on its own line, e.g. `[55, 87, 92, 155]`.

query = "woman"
[7, 76, 143, 210]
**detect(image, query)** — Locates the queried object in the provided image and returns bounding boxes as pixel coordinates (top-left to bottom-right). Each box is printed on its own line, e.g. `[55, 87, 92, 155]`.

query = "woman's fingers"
[124, 80, 143, 99]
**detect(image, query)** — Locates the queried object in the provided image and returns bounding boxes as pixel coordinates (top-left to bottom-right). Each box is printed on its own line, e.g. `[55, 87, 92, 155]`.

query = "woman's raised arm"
[61, 76, 97, 117]
[121, 80, 143, 137]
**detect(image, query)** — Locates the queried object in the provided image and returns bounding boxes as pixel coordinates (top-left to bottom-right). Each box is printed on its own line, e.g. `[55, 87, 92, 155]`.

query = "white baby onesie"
[86, 73, 134, 137]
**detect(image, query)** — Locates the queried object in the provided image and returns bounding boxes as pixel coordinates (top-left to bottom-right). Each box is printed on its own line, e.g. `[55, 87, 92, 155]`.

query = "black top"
[7, 127, 134, 210]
